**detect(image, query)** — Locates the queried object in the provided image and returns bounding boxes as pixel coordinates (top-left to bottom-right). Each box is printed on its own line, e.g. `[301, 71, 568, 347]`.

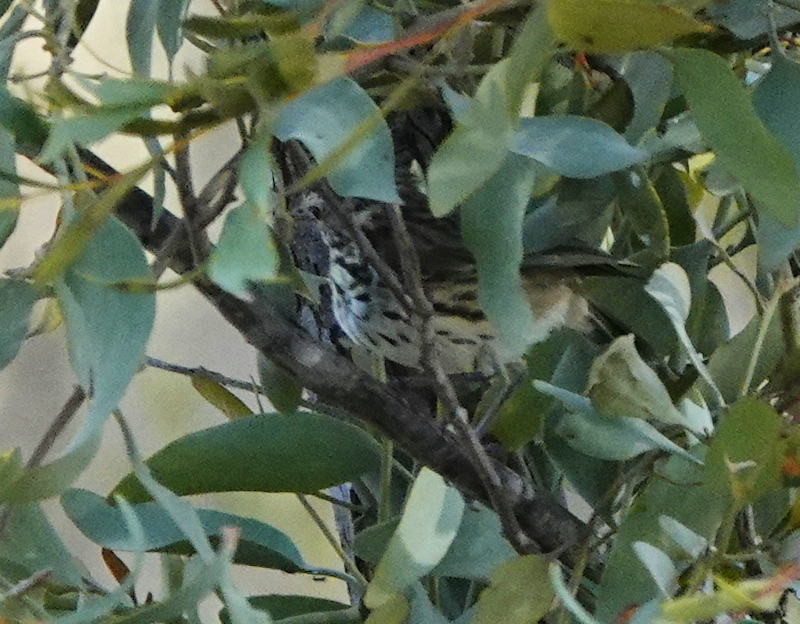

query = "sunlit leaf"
[365, 469, 464, 608]
[191, 377, 253, 419]
[547, 0, 707, 53]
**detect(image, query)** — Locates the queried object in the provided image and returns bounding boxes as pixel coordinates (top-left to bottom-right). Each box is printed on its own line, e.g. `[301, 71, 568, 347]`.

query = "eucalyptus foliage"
[4, 0, 800, 623]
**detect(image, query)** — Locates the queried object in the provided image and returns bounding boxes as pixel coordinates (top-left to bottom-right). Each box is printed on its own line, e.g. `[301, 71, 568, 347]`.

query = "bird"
[278, 108, 633, 375]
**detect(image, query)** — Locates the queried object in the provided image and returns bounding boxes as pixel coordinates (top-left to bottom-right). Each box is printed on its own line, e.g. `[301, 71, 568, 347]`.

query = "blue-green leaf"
[126, 0, 161, 76]
[511, 116, 647, 178]
[0, 279, 37, 370]
[62, 489, 306, 572]
[157, 0, 189, 64]
[753, 55, 800, 270]
[208, 203, 280, 298]
[273, 77, 398, 203]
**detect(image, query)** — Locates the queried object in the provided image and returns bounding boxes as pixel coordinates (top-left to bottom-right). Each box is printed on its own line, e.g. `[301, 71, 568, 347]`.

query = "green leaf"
[126, 0, 161, 76]
[39, 106, 151, 162]
[208, 203, 280, 298]
[504, 3, 556, 114]
[0, 84, 49, 152]
[707, 311, 783, 404]
[664, 48, 800, 227]
[461, 154, 541, 362]
[62, 488, 307, 572]
[474, 555, 554, 624]
[257, 353, 302, 415]
[704, 398, 784, 511]
[432, 504, 516, 581]
[489, 332, 571, 449]
[365, 468, 464, 609]
[191, 377, 253, 419]
[428, 62, 515, 216]
[620, 51, 673, 143]
[752, 55, 800, 270]
[0, 279, 37, 370]
[339, 5, 397, 43]
[56, 217, 155, 429]
[112, 412, 382, 501]
[614, 169, 669, 262]
[511, 116, 647, 178]
[4, 220, 154, 504]
[273, 77, 398, 203]
[0, 500, 84, 587]
[588, 335, 688, 428]
[596, 452, 720, 622]
[157, 0, 189, 63]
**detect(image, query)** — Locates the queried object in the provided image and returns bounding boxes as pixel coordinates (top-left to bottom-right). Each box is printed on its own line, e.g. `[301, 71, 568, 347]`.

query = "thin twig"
[145, 357, 261, 393]
[296, 494, 369, 590]
[0, 386, 86, 540]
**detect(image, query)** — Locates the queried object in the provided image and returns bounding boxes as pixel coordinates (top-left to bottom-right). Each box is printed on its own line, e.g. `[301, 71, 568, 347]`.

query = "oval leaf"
[112, 412, 382, 502]
[511, 116, 646, 178]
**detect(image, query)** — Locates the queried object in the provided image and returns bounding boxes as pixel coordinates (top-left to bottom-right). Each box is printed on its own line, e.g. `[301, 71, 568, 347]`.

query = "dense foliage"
[4, 0, 800, 622]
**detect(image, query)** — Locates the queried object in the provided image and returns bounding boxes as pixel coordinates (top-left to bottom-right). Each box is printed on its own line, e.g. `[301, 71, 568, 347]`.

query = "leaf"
[460, 154, 541, 362]
[62, 489, 306, 572]
[553, 403, 699, 463]
[511, 116, 647, 178]
[547, 0, 707, 54]
[664, 48, 800, 227]
[221, 596, 353, 624]
[257, 353, 302, 415]
[428, 62, 515, 217]
[273, 77, 398, 203]
[112, 412, 382, 502]
[475, 555, 555, 624]
[0, 279, 37, 371]
[432, 504, 516, 580]
[0, 84, 49, 152]
[753, 55, 800, 270]
[595, 452, 720, 622]
[588, 335, 688, 428]
[707, 311, 783, 404]
[0, 501, 84, 587]
[126, 0, 160, 76]
[632, 542, 677, 597]
[5, 219, 154, 504]
[337, 6, 397, 43]
[706, 0, 800, 40]
[504, 3, 557, 114]
[620, 51, 674, 143]
[704, 398, 784, 510]
[208, 203, 280, 298]
[157, 0, 189, 64]
[364, 469, 464, 609]
[191, 377, 253, 419]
